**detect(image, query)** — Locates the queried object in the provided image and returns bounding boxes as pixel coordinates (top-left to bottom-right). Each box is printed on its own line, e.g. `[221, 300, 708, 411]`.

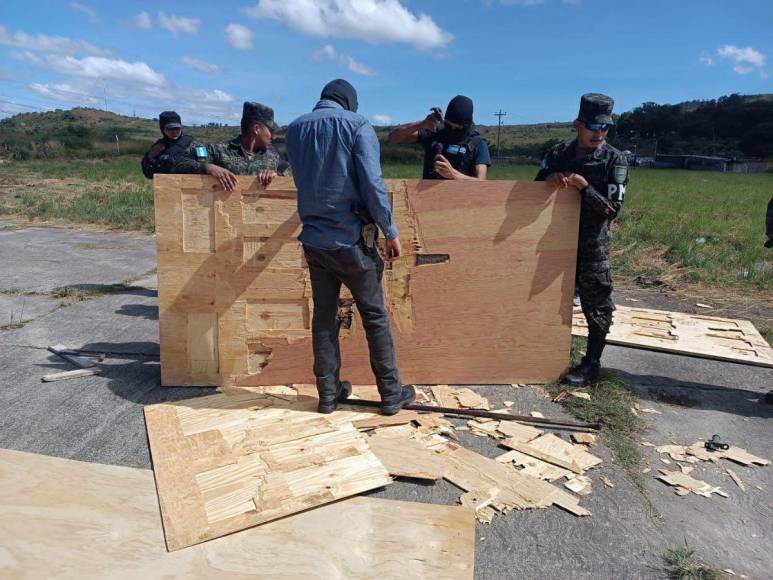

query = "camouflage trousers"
[576, 260, 615, 337]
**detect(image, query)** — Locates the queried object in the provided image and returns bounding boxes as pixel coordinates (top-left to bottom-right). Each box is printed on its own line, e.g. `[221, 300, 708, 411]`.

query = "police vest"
[423, 130, 483, 179]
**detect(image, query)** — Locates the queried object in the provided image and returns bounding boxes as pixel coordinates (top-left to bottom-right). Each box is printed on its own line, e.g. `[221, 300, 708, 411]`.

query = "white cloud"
[182, 56, 221, 74]
[717, 45, 766, 75]
[69, 2, 100, 24]
[244, 0, 452, 50]
[226, 23, 253, 50]
[313, 44, 376, 76]
[47, 55, 166, 86]
[699, 52, 714, 66]
[134, 11, 152, 30]
[371, 114, 392, 125]
[0, 25, 111, 56]
[158, 12, 200, 36]
[9, 50, 44, 65]
[29, 82, 99, 104]
[561, 0, 581, 5]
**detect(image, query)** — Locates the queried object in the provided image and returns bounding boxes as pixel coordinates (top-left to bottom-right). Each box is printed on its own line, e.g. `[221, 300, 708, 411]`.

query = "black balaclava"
[321, 79, 358, 113]
[438, 95, 473, 142]
[444, 95, 473, 126]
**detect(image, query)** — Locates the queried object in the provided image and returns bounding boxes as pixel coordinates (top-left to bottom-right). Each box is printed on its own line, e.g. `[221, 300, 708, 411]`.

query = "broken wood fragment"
[657, 469, 729, 498]
[41, 368, 101, 382]
[571, 433, 596, 446]
[726, 468, 746, 491]
[367, 427, 446, 480]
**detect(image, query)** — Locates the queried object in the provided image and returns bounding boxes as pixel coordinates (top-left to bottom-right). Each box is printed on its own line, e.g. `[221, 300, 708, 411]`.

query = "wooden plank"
[367, 427, 447, 480]
[154, 176, 580, 387]
[439, 442, 590, 517]
[495, 449, 571, 481]
[41, 368, 101, 382]
[657, 469, 729, 498]
[573, 306, 773, 368]
[504, 433, 601, 474]
[144, 392, 392, 550]
[0, 448, 475, 579]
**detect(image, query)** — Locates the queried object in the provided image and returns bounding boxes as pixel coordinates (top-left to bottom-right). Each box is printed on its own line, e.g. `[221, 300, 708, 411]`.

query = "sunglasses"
[584, 122, 611, 132]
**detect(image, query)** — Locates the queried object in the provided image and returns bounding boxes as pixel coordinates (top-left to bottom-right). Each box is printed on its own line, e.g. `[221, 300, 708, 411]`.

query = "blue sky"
[1, 1, 771, 126]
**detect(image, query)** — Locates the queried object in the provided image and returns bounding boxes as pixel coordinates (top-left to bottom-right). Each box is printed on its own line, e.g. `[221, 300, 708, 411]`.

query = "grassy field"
[0, 157, 770, 294]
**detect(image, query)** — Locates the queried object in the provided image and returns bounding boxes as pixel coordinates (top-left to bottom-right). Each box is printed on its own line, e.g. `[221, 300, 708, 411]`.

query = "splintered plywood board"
[440, 443, 590, 517]
[155, 176, 580, 387]
[144, 392, 392, 550]
[368, 427, 447, 480]
[0, 449, 474, 580]
[573, 305, 773, 368]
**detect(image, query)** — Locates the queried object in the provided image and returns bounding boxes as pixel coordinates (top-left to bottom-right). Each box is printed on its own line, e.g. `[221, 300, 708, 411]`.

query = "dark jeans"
[303, 242, 402, 404]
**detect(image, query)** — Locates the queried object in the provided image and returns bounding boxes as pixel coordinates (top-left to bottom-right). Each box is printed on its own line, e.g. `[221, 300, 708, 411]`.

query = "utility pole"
[494, 110, 506, 160]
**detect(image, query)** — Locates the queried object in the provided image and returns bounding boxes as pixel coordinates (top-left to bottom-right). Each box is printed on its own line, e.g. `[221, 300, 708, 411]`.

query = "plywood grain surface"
[573, 305, 773, 368]
[0, 448, 474, 579]
[144, 391, 392, 550]
[155, 176, 580, 387]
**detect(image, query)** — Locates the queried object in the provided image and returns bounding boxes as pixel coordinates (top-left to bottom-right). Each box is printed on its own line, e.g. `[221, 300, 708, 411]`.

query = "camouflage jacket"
[171, 136, 287, 176]
[535, 140, 628, 264]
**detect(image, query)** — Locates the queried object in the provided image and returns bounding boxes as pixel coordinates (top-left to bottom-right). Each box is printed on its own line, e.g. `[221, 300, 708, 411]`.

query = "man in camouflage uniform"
[535, 93, 629, 387]
[173, 102, 288, 190]
[141, 111, 204, 179]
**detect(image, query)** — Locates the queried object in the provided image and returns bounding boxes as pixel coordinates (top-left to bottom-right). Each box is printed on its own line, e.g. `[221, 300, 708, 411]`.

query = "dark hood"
[320, 79, 358, 113]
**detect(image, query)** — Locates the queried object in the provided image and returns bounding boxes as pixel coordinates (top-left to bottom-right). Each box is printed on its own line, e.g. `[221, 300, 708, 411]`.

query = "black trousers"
[303, 242, 402, 404]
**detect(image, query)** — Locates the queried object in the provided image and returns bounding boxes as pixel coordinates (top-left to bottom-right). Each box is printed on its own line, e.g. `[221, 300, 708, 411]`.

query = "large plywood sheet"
[0, 448, 475, 579]
[154, 175, 580, 386]
[144, 392, 392, 550]
[573, 306, 773, 368]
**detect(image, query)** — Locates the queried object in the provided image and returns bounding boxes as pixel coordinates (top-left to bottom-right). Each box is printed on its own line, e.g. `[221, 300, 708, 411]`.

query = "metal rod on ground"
[344, 399, 601, 431]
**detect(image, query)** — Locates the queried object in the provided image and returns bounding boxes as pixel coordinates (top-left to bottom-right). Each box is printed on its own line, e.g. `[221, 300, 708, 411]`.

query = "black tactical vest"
[422, 129, 483, 179]
[156, 134, 194, 172]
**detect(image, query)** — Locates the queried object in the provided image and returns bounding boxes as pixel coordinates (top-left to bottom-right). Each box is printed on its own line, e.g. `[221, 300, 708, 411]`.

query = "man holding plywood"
[536, 93, 629, 387]
[286, 79, 416, 415]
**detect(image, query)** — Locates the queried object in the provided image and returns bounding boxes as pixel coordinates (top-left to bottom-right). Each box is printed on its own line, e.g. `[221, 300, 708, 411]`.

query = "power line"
[494, 109, 507, 159]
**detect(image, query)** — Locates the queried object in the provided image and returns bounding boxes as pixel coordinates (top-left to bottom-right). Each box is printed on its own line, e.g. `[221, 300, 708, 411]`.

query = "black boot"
[563, 358, 600, 387]
[318, 380, 352, 414]
[381, 385, 416, 416]
[563, 331, 605, 387]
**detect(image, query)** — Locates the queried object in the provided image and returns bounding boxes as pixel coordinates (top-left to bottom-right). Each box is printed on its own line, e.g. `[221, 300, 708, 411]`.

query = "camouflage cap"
[242, 101, 278, 131]
[578, 93, 614, 125]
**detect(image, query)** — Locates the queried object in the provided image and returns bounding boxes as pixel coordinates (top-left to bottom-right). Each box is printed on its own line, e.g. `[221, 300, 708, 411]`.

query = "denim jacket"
[286, 100, 398, 250]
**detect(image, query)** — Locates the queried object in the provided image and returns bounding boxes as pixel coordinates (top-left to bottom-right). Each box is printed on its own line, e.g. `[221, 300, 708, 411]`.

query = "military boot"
[563, 331, 605, 387]
[563, 359, 601, 387]
[317, 380, 353, 414]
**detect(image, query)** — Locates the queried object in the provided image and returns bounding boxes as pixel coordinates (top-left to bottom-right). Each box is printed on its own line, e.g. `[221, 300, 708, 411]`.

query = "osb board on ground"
[0, 448, 475, 579]
[154, 175, 580, 387]
[144, 391, 393, 550]
[572, 305, 773, 368]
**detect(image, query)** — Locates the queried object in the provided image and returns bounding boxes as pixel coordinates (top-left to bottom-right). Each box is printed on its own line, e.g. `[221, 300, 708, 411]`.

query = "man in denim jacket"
[286, 79, 415, 415]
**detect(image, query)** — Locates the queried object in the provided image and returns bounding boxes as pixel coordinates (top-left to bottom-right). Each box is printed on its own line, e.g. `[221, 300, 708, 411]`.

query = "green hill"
[2, 92, 771, 161]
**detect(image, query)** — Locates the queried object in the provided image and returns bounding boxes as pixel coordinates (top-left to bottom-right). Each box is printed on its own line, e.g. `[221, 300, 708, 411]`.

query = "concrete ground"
[0, 218, 771, 579]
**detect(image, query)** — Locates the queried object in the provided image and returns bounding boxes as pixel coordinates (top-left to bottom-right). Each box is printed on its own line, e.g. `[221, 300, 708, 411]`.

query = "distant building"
[650, 154, 770, 172]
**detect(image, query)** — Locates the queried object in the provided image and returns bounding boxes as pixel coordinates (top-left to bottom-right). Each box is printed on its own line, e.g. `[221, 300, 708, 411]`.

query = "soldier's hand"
[205, 164, 238, 191]
[433, 154, 456, 179]
[148, 143, 165, 160]
[545, 172, 567, 187]
[384, 237, 402, 262]
[565, 173, 589, 190]
[423, 112, 441, 130]
[259, 169, 276, 187]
